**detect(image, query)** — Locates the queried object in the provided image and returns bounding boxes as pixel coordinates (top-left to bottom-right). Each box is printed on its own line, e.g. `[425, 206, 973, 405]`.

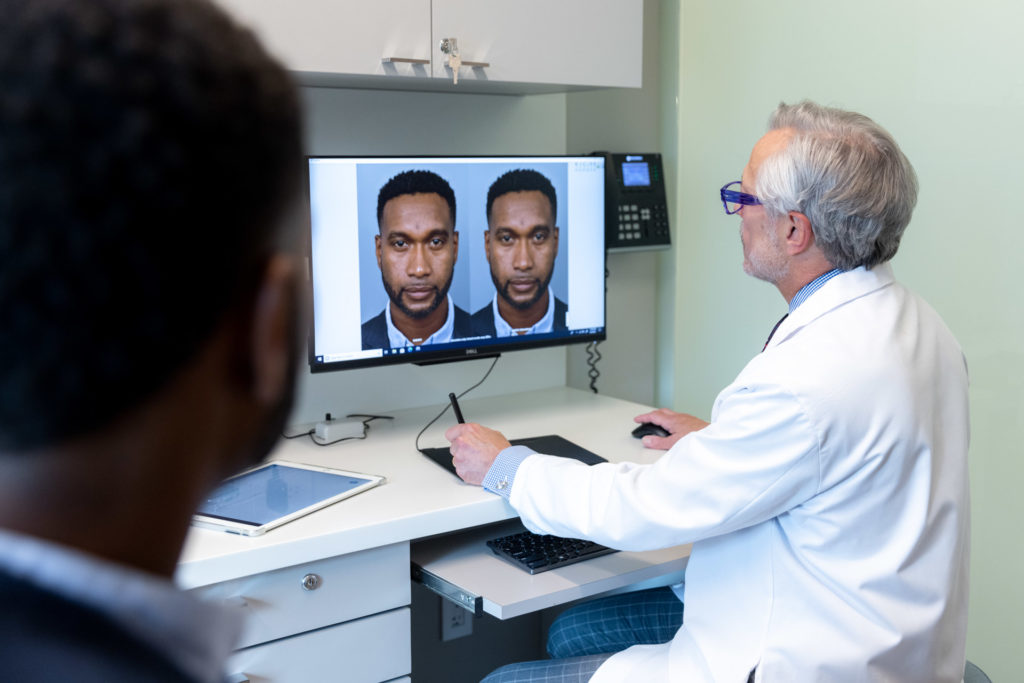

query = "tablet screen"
[198, 463, 374, 526]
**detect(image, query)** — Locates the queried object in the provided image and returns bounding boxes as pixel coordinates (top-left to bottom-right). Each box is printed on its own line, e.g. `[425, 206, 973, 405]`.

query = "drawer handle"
[301, 573, 323, 591]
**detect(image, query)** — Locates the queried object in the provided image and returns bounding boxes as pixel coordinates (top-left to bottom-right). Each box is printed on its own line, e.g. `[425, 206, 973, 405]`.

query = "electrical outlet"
[441, 598, 473, 641]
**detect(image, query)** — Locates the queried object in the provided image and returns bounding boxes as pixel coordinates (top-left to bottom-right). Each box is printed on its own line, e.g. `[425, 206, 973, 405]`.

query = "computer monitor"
[306, 155, 606, 372]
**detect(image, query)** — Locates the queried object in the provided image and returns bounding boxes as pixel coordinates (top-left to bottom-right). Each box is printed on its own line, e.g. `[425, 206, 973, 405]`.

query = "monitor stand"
[419, 435, 605, 480]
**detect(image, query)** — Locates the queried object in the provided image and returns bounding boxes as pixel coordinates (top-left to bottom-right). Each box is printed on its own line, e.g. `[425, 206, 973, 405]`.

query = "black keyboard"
[486, 530, 617, 574]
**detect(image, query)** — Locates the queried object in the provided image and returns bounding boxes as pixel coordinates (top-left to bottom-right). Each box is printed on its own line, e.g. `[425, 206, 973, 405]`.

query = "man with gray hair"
[447, 101, 970, 681]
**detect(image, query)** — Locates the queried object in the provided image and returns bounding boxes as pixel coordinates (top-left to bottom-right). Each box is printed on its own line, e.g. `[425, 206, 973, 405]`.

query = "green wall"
[663, 0, 1023, 678]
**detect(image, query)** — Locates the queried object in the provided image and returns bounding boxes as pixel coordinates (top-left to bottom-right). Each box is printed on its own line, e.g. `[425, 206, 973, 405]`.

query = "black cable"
[414, 355, 501, 452]
[308, 429, 367, 447]
[586, 340, 602, 394]
[583, 265, 609, 394]
[347, 413, 395, 422]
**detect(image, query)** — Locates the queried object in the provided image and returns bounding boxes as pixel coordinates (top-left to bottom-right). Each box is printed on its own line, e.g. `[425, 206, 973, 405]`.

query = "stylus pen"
[448, 392, 466, 424]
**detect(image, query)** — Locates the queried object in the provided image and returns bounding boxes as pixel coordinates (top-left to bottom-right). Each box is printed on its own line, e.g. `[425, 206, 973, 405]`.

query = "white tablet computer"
[192, 461, 385, 536]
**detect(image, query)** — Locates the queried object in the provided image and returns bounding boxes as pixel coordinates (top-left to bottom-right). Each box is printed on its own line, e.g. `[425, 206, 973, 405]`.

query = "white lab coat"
[510, 264, 970, 682]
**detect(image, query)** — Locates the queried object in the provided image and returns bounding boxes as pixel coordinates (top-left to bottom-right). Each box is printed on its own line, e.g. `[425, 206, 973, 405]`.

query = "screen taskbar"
[315, 327, 604, 365]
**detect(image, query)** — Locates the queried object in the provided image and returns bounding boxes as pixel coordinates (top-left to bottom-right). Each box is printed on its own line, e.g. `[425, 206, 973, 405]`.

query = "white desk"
[178, 387, 690, 683]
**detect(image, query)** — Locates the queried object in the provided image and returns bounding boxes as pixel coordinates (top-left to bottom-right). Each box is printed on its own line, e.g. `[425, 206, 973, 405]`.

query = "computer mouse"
[631, 422, 670, 439]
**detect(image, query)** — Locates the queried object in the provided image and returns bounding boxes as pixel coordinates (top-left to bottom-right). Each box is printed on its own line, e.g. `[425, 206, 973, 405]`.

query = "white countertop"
[176, 387, 661, 589]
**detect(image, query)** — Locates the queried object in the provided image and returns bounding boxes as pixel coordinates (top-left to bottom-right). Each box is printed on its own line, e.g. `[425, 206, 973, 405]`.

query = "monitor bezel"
[304, 153, 608, 374]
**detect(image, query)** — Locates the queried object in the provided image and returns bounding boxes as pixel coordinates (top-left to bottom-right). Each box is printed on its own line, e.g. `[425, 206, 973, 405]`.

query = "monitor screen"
[306, 155, 606, 372]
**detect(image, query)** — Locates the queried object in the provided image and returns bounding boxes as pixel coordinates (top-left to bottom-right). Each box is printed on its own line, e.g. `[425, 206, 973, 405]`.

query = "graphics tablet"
[192, 461, 384, 536]
[420, 434, 606, 479]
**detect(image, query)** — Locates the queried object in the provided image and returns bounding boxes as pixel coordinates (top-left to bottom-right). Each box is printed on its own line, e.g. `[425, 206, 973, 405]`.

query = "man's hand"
[634, 408, 709, 450]
[444, 422, 512, 485]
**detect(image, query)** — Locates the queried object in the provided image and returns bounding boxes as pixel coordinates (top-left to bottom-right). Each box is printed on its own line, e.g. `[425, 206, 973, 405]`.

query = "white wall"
[291, 88, 572, 425]
[564, 0, 664, 407]
[665, 1, 1022, 678]
[292, 44, 667, 425]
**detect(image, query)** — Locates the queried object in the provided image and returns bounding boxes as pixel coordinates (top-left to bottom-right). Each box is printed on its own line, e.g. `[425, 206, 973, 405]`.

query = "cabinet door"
[190, 543, 410, 650]
[227, 607, 411, 683]
[214, 0, 432, 78]
[431, 0, 642, 88]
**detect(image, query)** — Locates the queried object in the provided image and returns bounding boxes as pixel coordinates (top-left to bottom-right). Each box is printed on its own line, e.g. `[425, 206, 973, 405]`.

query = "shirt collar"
[384, 294, 455, 347]
[789, 268, 843, 312]
[0, 528, 242, 683]
[493, 287, 555, 336]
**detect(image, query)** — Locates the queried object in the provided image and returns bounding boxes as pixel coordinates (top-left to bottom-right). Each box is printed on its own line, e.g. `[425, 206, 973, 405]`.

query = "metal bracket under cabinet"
[411, 563, 483, 617]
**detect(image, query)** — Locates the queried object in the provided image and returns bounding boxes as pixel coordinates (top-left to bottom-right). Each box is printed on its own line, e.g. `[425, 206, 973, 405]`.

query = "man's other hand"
[633, 408, 709, 450]
[444, 423, 512, 485]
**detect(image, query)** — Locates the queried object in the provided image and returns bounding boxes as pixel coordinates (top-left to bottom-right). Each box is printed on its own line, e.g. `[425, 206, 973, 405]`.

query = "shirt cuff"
[482, 445, 536, 499]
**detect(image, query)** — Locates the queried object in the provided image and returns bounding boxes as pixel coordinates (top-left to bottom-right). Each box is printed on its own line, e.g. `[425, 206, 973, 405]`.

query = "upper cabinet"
[214, 0, 433, 78]
[214, 0, 643, 94]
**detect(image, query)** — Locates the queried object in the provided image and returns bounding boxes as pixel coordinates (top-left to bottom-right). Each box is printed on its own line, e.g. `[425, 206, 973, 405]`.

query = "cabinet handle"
[439, 38, 489, 69]
[381, 56, 430, 65]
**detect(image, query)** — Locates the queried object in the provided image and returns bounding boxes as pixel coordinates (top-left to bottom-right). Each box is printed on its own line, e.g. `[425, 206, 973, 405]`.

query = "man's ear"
[784, 211, 815, 255]
[248, 254, 298, 405]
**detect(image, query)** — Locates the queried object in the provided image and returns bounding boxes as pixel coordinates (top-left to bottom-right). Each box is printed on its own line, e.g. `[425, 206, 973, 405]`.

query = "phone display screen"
[621, 161, 650, 187]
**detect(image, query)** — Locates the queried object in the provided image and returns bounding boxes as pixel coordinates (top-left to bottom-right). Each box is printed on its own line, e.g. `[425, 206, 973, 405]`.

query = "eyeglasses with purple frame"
[720, 181, 762, 215]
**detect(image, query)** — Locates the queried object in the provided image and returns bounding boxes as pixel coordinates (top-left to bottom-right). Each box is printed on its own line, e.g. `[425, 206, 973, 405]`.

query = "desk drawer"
[227, 607, 410, 683]
[192, 542, 410, 648]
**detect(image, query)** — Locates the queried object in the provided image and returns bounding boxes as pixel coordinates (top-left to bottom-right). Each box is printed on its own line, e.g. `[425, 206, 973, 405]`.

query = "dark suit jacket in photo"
[0, 569, 196, 682]
[470, 296, 568, 337]
[361, 304, 473, 349]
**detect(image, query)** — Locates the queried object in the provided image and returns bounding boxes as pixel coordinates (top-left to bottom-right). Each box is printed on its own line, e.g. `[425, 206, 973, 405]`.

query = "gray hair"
[756, 101, 918, 270]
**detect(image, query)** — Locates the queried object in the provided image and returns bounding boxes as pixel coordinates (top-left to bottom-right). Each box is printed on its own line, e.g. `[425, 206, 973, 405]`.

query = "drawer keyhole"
[301, 573, 322, 591]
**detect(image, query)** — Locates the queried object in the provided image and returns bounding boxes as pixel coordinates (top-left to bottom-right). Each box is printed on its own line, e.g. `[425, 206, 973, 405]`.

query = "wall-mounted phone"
[597, 152, 671, 252]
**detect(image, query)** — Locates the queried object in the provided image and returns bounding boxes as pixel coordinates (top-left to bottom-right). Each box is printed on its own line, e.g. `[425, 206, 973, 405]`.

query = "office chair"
[964, 660, 992, 683]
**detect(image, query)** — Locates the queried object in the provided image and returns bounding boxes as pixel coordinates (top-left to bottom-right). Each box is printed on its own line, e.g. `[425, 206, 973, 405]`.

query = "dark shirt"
[0, 569, 195, 682]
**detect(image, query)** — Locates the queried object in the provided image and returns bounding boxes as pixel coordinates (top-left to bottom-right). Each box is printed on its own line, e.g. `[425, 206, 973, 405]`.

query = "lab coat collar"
[765, 262, 895, 351]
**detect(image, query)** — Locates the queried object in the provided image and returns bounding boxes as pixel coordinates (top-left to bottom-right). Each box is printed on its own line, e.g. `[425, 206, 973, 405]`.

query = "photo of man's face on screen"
[468, 167, 569, 338]
[357, 167, 473, 350]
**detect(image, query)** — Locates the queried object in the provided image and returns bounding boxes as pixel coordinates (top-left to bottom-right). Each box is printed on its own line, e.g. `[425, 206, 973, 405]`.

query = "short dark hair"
[486, 169, 557, 223]
[376, 170, 456, 230]
[0, 0, 302, 450]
